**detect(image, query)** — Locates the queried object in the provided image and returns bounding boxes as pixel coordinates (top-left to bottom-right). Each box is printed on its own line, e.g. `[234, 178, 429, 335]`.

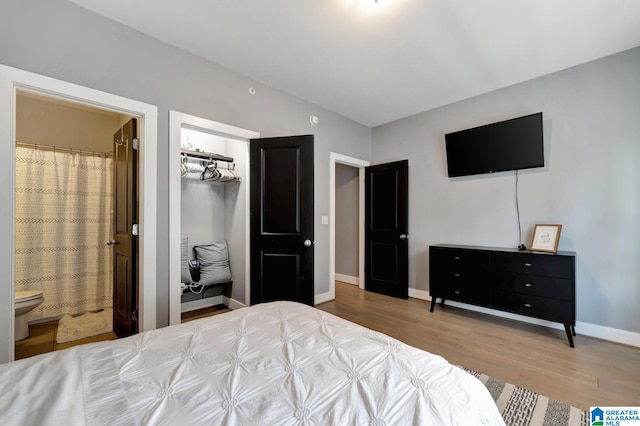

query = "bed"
[0, 301, 504, 425]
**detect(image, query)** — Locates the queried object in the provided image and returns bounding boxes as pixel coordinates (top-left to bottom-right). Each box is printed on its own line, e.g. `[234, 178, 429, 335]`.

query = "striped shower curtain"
[15, 146, 113, 322]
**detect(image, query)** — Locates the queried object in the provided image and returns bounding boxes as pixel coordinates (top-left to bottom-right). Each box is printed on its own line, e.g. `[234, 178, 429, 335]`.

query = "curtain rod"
[16, 141, 113, 158]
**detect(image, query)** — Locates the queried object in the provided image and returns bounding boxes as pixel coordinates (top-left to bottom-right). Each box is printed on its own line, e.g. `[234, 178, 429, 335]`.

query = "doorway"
[329, 153, 370, 302]
[13, 92, 134, 357]
[0, 64, 158, 363]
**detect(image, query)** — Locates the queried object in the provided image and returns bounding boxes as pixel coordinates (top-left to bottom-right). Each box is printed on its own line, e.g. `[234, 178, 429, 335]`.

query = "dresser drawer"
[431, 247, 490, 273]
[492, 252, 573, 279]
[429, 246, 490, 302]
[492, 272, 573, 301]
[494, 292, 573, 323]
[442, 279, 490, 305]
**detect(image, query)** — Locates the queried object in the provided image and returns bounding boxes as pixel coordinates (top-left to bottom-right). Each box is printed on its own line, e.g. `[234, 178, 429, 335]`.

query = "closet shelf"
[181, 149, 233, 163]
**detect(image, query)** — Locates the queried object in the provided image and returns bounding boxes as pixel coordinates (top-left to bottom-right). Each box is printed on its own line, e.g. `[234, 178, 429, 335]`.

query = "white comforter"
[0, 302, 504, 425]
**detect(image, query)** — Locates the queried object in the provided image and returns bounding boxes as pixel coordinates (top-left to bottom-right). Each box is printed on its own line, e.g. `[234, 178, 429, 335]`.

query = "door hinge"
[132, 309, 138, 322]
[132, 223, 139, 236]
[133, 138, 140, 151]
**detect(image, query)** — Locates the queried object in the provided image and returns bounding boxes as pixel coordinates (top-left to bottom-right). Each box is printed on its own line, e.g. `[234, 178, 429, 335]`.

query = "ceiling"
[69, 0, 640, 127]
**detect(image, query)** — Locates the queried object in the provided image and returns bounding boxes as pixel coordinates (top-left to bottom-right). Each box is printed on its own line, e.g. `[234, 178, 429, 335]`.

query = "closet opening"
[169, 111, 258, 326]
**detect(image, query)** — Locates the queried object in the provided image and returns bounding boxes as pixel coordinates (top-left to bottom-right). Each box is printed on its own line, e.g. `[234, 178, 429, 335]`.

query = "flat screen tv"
[445, 112, 544, 178]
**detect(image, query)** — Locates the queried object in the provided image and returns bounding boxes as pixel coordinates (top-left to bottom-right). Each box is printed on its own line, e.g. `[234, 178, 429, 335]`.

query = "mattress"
[0, 301, 504, 425]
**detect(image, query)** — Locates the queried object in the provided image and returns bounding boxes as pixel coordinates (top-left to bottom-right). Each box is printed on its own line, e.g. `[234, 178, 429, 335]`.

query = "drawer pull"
[454, 290, 460, 295]
[454, 273, 460, 277]
[524, 262, 532, 267]
[524, 283, 532, 287]
[524, 303, 532, 308]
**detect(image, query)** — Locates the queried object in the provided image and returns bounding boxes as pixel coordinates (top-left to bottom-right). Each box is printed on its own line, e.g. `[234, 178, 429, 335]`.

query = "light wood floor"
[181, 304, 231, 323]
[317, 281, 640, 411]
[15, 321, 117, 360]
[15, 304, 231, 360]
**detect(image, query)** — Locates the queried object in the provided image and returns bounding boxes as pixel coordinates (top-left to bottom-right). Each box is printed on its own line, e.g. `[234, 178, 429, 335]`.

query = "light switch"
[321, 216, 329, 225]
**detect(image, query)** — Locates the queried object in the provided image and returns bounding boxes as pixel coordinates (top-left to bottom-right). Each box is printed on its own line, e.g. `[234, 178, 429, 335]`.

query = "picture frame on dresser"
[530, 224, 562, 253]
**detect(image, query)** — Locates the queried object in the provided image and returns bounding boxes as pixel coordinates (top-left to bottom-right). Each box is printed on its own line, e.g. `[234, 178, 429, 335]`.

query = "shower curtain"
[15, 146, 113, 322]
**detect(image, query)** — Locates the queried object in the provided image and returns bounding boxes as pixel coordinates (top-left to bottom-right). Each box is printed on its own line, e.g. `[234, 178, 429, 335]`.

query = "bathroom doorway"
[0, 64, 158, 364]
[14, 91, 135, 358]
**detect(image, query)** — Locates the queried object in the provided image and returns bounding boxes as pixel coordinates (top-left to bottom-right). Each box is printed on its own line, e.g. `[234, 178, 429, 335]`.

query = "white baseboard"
[223, 297, 246, 310]
[418, 295, 640, 348]
[315, 291, 333, 305]
[180, 295, 223, 313]
[573, 320, 640, 347]
[335, 274, 359, 285]
[408, 287, 430, 300]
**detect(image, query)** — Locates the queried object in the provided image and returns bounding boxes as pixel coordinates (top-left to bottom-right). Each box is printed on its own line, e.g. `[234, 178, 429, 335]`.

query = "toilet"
[15, 290, 44, 341]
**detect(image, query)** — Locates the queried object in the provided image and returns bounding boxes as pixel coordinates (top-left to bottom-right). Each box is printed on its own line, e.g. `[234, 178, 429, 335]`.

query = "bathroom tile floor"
[15, 304, 231, 360]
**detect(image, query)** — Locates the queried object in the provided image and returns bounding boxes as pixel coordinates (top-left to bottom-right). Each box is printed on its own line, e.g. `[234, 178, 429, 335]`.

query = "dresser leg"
[564, 324, 575, 348]
[571, 325, 576, 336]
[430, 298, 437, 312]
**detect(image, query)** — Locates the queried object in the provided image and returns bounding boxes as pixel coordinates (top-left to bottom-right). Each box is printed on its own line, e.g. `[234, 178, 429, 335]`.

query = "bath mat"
[56, 309, 113, 344]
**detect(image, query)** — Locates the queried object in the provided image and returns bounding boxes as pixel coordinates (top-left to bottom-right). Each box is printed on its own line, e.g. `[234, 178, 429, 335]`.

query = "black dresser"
[429, 244, 576, 347]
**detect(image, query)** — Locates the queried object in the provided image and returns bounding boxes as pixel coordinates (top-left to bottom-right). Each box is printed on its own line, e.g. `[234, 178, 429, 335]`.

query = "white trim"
[0, 64, 157, 364]
[335, 274, 359, 285]
[329, 152, 370, 303]
[420, 295, 640, 348]
[315, 291, 333, 305]
[180, 296, 224, 313]
[358, 168, 366, 291]
[574, 321, 640, 348]
[408, 287, 430, 300]
[168, 110, 259, 326]
[224, 296, 246, 311]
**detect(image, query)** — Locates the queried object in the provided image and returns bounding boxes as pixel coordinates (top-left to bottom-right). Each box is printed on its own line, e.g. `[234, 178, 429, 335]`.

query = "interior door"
[365, 160, 409, 299]
[112, 118, 138, 337]
[250, 135, 314, 306]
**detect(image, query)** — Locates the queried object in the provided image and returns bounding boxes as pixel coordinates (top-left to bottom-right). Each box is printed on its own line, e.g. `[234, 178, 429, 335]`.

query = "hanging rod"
[181, 148, 233, 163]
[16, 141, 113, 158]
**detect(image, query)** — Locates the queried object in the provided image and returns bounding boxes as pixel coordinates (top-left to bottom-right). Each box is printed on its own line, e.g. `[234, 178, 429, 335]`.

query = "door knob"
[399, 234, 408, 240]
[303, 239, 313, 247]
[106, 240, 117, 246]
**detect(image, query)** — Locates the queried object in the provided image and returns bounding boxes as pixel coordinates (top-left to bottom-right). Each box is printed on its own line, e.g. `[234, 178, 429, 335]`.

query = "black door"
[365, 160, 409, 299]
[112, 118, 138, 337]
[250, 135, 314, 306]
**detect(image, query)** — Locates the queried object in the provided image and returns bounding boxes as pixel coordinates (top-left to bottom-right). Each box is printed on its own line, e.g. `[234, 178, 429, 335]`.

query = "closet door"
[250, 135, 314, 306]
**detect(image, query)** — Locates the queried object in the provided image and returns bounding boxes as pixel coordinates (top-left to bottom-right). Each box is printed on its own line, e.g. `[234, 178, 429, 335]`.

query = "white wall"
[372, 47, 640, 333]
[223, 138, 248, 304]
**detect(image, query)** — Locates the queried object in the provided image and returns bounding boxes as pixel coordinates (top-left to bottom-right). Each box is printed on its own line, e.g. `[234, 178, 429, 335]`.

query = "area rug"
[460, 367, 588, 426]
[56, 308, 113, 343]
